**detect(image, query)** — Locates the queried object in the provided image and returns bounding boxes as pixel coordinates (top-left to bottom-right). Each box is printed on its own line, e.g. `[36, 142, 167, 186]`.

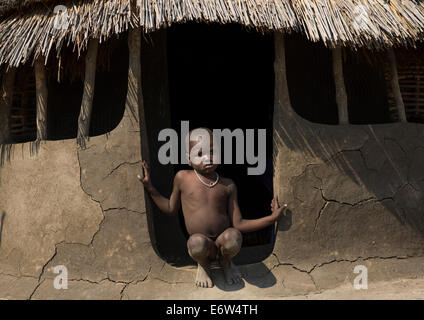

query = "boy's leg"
[187, 234, 218, 288]
[215, 228, 243, 285]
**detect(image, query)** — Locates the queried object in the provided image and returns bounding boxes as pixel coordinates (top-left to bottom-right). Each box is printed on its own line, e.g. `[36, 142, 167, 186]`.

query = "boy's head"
[185, 128, 219, 174]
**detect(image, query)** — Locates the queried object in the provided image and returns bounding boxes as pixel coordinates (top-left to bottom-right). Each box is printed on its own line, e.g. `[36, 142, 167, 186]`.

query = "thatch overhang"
[0, 0, 423, 68]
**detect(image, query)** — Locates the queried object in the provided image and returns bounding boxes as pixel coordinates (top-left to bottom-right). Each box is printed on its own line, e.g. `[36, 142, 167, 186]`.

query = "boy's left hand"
[271, 196, 288, 222]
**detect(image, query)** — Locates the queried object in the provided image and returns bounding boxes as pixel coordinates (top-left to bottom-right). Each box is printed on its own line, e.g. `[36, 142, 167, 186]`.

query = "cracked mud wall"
[0, 30, 182, 300]
[0, 100, 165, 297]
[273, 103, 424, 272]
[0, 140, 103, 277]
[2, 81, 424, 296]
[0, 31, 166, 295]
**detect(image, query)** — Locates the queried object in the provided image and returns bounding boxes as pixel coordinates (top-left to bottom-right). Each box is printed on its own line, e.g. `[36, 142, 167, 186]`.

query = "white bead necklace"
[194, 169, 220, 188]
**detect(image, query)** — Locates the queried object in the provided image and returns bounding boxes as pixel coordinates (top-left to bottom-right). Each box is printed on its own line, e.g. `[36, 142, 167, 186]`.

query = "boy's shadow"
[278, 209, 293, 232]
[198, 209, 292, 292]
[212, 209, 293, 292]
[211, 262, 277, 292]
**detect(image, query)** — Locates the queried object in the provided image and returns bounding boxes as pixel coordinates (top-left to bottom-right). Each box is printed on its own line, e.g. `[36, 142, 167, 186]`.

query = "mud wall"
[0, 93, 168, 296]
[272, 35, 424, 274]
[273, 106, 424, 271]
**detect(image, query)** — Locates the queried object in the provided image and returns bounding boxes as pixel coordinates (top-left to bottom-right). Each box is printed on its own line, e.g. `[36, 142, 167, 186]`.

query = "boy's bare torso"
[179, 170, 232, 238]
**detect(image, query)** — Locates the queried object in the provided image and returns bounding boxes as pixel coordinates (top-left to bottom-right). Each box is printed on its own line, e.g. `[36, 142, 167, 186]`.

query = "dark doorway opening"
[167, 23, 275, 253]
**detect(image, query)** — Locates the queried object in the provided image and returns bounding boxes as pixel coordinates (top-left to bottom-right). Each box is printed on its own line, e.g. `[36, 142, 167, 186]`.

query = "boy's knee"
[187, 234, 210, 259]
[221, 229, 242, 253]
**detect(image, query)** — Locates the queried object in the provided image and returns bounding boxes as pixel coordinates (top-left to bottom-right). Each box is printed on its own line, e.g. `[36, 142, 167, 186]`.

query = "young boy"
[137, 128, 287, 288]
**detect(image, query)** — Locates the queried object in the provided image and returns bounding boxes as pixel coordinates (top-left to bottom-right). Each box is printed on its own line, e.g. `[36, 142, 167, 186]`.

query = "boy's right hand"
[270, 196, 288, 222]
[137, 161, 151, 187]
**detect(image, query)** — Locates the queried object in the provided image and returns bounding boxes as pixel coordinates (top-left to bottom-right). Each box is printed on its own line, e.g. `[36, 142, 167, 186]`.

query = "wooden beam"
[126, 28, 142, 127]
[0, 68, 16, 144]
[273, 32, 293, 202]
[34, 57, 48, 142]
[127, 27, 150, 165]
[332, 46, 349, 125]
[388, 48, 407, 122]
[274, 32, 293, 114]
[77, 38, 99, 149]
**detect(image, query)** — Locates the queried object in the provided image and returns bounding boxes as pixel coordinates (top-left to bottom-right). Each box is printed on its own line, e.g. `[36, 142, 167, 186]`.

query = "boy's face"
[189, 134, 219, 174]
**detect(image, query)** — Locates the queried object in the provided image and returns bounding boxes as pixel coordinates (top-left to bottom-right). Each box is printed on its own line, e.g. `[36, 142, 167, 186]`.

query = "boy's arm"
[228, 182, 287, 233]
[137, 161, 181, 216]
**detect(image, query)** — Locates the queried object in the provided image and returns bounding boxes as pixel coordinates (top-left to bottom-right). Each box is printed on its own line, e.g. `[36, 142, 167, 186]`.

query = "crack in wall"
[76, 148, 106, 248]
[31, 148, 108, 290]
[308, 148, 412, 206]
[267, 257, 321, 294]
[270, 253, 422, 294]
[76, 149, 105, 210]
[120, 267, 152, 299]
[322, 149, 367, 167]
[102, 161, 142, 180]
[28, 273, 150, 300]
[104, 207, 146, 215]
[383, 137, 408, 156]
[310, 182, 411, 230]
[66, 277, 130, 286]
[28, 278, 45, 300]
[0, 272, 38, 280]
[313, 201, 329, 232]
[290, 163, 320, 183]
[314, 186, 385, 207]
[289, 163, 321, 203]
[120, 282, 132, 300]
[38, 241, 65, 282]
[307, 254, 416, 274]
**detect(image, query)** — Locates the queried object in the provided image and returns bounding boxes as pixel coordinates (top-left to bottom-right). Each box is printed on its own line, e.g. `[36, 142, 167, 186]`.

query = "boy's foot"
[221, 260, 242, 285]
[196, 264, 214, 288]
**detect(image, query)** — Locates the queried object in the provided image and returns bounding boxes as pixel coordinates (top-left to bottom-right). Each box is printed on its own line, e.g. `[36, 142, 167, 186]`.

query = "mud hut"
[0, 0, 424, 298]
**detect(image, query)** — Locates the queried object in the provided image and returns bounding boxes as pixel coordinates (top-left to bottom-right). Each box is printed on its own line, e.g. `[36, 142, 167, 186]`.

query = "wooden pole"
[274, 32, 293, 114]
[34, 57, 48, 141]
[77, 38, 99, 149]
[332, 46, 349, 125]
[273, 32, 293, 205]
[127, 27, 150, 164]
[388, 48, 407, 122]
[126, 28, 142, 126]
[0, 68, 16, 144]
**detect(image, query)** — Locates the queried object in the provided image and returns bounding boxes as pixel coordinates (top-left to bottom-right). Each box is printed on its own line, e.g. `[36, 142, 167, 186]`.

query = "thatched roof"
[0, 0, 424, 68]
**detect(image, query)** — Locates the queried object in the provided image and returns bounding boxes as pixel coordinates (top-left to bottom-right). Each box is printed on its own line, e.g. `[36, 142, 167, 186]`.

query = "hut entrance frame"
[140, 23, 276, 265]
[168, 23, 275, 248]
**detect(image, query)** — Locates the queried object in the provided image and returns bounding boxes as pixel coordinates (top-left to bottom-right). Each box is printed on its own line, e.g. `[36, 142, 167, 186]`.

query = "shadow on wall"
[274, 109, 424, 239]
[278, 209, 292, 232]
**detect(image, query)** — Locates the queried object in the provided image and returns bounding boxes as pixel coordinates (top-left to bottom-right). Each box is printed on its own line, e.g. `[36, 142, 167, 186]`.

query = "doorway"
[167, 23, 275, 251]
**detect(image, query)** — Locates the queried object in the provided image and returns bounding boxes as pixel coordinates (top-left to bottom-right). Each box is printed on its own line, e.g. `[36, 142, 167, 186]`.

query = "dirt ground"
[1, 257, 423, 300]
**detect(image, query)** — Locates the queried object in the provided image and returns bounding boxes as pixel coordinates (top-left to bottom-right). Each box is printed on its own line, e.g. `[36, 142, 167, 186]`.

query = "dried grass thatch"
[0, 0, 423, 68]
[0, 0, 135, 68]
